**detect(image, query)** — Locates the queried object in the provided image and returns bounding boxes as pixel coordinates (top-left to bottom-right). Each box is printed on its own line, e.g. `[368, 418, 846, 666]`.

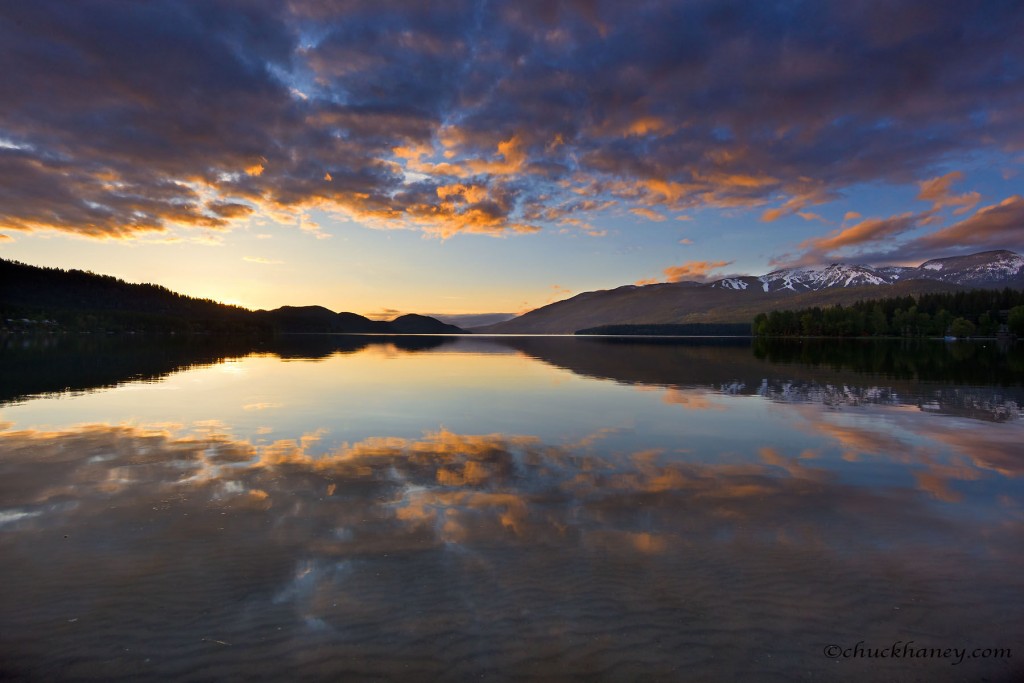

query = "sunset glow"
[2, 1, 1023, 315]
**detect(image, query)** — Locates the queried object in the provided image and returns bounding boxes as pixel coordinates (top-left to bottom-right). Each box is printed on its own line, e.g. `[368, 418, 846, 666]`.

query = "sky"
[1, 0, 1023, 317]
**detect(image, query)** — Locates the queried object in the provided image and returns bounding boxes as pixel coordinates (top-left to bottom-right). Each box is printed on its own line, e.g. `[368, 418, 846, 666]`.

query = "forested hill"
[752, 289, 1024, 338]
[1, 258, 244, 316]
[1, 258, 259, 334]
[0, 259, 465, 335]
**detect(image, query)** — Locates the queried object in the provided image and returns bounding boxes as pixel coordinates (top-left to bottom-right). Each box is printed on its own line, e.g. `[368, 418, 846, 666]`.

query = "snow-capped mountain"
[746, 264, 893, 292]
[709, 250, 1024, 293]
[480, 250, 1024, 334]
[913, 250, 1024, 286]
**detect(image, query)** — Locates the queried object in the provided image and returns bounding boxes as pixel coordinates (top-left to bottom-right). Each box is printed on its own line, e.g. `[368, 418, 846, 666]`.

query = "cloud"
[796, 211, 830, 224]
[799, 212, 921, 253]
[916, 171, 980, 215]
[901, 195, 1024, 255]
[761, 188, 835, 222]
[776, 191, 1024, 267]
[243, 256, 284, 265]
[662, 260, 734, 283]
[2, 1, 1023, 240]
[630, 207, 667, 222]
[209, 201, 255, 219]
[543, 284, 573, 304]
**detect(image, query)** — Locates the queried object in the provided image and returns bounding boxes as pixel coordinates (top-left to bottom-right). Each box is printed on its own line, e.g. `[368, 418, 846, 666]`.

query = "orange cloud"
[908, 195, 1024, 253]
[697, 171, 777, 190]
[207, 201, 254, 218]
[624, 117, 670, 137]
[437, 183, 490, 205]
[333, 181, 542, 239]
[917, 171, 981, 214]
[797, 211, 830, 224]
[4, 0, 1022, 249]
[662, 259, 734, 283]
[799, 212, 919, 252]
[464, 135, 528, 176]
[630, 207, 667, 222]
[761, 187, 833, 222]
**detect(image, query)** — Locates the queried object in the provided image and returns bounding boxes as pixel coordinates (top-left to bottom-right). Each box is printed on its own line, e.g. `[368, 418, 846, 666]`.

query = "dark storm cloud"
[1, 0, 1022, 238]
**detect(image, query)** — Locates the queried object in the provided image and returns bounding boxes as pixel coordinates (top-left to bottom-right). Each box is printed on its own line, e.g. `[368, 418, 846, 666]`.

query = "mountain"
[479, 250, 1024, 334]
[251, 306, 381, 333]
[428, 312, 516, 328]
[726, 250, 1024, 293]
[388, 314, 465, 334]
[1, 259, 467, 335]
[249, 309, 464, 334]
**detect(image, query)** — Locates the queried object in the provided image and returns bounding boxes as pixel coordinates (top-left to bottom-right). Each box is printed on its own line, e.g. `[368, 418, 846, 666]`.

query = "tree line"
[752, 288, 1024, 338]
[1, 258, 269, 335]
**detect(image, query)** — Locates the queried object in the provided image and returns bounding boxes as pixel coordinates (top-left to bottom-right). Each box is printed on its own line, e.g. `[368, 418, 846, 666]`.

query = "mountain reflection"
[4, 336, 1022, 423]
[0, 334, 461, 405]
[494, 337, 1024, 422]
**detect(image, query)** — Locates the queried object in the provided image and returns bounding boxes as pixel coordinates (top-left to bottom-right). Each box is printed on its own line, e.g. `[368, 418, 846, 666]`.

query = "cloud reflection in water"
[0, 416, 1021, 681]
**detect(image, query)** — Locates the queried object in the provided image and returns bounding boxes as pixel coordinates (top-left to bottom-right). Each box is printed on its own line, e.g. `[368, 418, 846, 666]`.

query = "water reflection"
[497, 337, 1024, 422]
[1, 417, 1022, 681]
[0, 334, 465, 405]
[1, 337, 1022, 681]
[3, 335, 1022, 422]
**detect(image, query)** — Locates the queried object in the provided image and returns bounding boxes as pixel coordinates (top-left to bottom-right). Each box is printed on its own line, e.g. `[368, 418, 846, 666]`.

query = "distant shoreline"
[575, 323, 752, 336]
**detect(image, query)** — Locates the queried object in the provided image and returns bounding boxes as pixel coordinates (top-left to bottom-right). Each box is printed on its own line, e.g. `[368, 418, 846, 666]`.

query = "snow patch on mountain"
[914, 250, 1024, 285]
[759, 269, 815, 292]
[702, 251, 1022, 294]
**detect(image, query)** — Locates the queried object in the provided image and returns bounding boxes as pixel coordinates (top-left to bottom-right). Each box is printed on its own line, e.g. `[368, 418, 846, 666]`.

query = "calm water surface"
[1, 336, 1022, 681]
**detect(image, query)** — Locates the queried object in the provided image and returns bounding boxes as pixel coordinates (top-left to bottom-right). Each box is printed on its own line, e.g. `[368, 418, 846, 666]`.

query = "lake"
[1, 335, 1022, 682]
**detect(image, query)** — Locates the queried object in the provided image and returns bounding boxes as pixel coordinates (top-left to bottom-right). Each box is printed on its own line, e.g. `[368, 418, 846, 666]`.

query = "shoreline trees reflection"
[2, 335, 1022, 421]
